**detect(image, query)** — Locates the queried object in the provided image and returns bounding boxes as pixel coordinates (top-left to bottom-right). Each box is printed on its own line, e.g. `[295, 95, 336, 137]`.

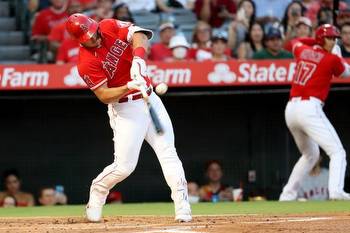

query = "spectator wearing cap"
[149, 22, 176, 61]
[194, 0, 237, 28]
[284, 17, 313, 52]
[168, 34, 191, 61]
[340, 23, 350, 58]
[253, 27, 293, 60]
[211, 31, 231, 62]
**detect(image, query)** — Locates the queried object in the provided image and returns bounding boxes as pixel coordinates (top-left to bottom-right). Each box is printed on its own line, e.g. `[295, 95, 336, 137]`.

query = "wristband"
[133, 47, 147, 59]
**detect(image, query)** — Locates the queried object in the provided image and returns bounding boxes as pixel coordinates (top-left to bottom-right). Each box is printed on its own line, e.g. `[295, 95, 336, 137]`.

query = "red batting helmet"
[66, 13, 98, 43]
[315, 24, 340, 45]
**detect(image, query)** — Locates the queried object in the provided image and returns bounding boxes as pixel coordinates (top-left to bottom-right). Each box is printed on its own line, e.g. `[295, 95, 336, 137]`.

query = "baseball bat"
[140, 85, 164, 135]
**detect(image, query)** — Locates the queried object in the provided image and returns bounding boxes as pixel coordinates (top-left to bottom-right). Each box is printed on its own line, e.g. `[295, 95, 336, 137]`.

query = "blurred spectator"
[340, 23, 350, 58]
[156, 0, 195, 12]
[56, 38, 79, 64]
[113, 2, 134, 22]
[48, 0, 82, 55]
[253, 0, 291, 20]
[280, 1, 306, 40]
[0, 169, 34, 207]
[336, 10, 350, 26]
[306, 0, 347, 25]
[78, 0, 97, 10]
[237, 22, 264, 59]
[211, 31, 231, 61]
[119, 0, 156, 12]
[2, 195, 17, 208]
[31, 0, 69, 41]
[168, 34, 191, 61]
[252, 27, 293, 59]
[27, 0, 52, 13]
[38, 186, 67, 206]
[149, 22, 176, 61]
[38, 187, 57, 206]
[106, 191, 123, 203]
[199, 160, 233, 202]
[187, 182, 200, 204]
[194, 0, 237, 28]
[188, 21, 212, 61]
[297, 157, 329, 201]
[87, 0, 114, 22]
[227, 0, 256, 53]
[316, 7, 333, 26]
[284, 17, 313, 52]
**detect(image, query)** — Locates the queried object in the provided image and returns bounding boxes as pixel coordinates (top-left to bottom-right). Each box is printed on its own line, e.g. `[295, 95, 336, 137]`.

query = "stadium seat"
[132, 10, 160, 30]
[160, 9, 197, 27]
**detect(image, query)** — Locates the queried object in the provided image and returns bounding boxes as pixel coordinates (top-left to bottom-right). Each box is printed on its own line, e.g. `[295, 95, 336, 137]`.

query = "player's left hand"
[127, 79, 146, 91]
[130, 57, 147, 81]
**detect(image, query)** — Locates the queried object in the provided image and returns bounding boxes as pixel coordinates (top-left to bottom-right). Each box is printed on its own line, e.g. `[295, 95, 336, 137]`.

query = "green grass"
[0, 201, 350, 217]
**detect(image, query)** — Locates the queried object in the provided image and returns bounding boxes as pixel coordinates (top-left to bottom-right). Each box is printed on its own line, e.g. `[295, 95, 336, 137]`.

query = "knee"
[114, 163, 136, 179]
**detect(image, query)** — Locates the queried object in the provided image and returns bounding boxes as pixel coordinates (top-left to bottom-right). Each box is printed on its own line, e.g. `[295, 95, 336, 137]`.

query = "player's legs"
[280, 101, 320, 201]
[301, 100, 348, 198]
[145, 93, 191, 222]
[87, 100, 150, 221]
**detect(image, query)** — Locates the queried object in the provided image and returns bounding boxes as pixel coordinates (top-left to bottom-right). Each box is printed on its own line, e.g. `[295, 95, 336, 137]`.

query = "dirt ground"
[0, 213, 350, 233]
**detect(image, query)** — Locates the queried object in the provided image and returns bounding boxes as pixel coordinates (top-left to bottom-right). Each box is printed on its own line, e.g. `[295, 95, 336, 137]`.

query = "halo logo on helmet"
[315, 24, 340, 46]
[66, 13, 98, 43]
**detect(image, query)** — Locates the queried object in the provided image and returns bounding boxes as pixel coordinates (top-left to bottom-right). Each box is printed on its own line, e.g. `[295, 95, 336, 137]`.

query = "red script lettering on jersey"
[102, 39, 128, 79]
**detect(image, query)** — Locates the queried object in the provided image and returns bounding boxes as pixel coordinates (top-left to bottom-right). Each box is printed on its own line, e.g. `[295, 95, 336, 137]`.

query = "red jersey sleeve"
[332, 55, 346, 77]
[78, 58, 107, 90]
[100, 19, 153, 44]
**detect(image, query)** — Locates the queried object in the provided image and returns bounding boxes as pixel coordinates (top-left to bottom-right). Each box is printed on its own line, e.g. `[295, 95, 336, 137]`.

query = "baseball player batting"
[66, 13, 191, 222]
[280, 24, 350, 201]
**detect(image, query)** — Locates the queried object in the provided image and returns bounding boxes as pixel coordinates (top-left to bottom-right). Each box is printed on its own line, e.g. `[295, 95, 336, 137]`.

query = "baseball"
[155, 83, 168, 95]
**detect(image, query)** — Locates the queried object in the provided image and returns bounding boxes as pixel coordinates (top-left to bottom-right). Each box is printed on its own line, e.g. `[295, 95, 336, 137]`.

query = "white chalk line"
[243, 216, 333, 224]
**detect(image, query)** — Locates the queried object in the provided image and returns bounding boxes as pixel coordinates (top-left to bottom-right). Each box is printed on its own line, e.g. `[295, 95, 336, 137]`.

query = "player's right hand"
[127, 79, 146, 91]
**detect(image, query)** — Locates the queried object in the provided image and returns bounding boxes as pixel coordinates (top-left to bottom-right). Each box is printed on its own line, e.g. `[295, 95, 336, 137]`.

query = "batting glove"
[127, 79, 146, 91]
[130, 57, 147, 81]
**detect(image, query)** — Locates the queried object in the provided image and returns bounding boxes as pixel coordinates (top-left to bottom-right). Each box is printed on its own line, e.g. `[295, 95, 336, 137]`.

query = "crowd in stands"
[0, 169, 67, 207]
[23, 0, 350, 64]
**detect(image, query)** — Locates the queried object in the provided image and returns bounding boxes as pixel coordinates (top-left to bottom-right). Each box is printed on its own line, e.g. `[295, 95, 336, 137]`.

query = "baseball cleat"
[175, 201, 192, 222]
[329, 191, 350, 201]
[85, 205, 103, 222]
[279, 191, 297, 201]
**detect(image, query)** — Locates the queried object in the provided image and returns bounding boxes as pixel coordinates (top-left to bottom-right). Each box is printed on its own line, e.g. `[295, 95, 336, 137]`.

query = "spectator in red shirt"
[306, 0, 347, 25]
[194, 0, 236, 28]
[48, 0, 82, 54]
[56, 38, 79, 64]
[31, 0, 69, 41]
[149, 22, 176, 61]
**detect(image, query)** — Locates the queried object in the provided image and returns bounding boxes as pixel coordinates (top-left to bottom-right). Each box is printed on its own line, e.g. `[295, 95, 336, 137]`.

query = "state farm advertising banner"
[0, 60, 349, 90]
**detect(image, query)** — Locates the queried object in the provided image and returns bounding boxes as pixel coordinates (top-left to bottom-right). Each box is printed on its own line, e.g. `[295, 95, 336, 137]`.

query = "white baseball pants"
[280, 97, 347, 200]
[88, 92, 188, 207]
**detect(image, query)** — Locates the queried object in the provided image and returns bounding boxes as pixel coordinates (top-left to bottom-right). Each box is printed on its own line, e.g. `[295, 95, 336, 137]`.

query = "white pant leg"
[280, 101, 320, 200]
[144, 93, 189, 205]
[88, 99, 150, 207]
[301, 100, 346, 196]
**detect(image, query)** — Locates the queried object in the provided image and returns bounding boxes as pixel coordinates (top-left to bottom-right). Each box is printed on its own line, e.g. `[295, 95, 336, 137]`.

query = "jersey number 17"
[293, 61, 317, 86]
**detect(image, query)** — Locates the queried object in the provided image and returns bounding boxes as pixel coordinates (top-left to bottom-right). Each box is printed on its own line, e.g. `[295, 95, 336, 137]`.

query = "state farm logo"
[147, 65, 191, 84]
[207, 62, 297, 84]
[64, 66, 87, 87]
[0, 67, 49, 87]
[208, 63, 236, 83]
